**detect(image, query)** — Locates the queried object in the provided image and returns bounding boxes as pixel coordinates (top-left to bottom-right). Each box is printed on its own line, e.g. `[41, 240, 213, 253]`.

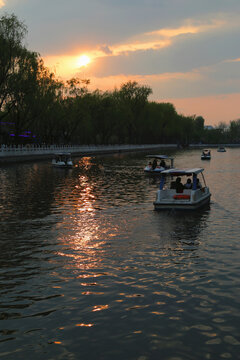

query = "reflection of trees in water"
[0, 164, 73, 223]
[0, 164, 73, 277]
[0, 154, 150, 229]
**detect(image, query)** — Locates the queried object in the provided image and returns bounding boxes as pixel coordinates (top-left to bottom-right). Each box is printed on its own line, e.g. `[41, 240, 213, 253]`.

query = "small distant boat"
[201, 149, 211, 160]
[52, 152, 73, 168]
[154, 168, 211, 210]
[217, 146, 226, 152]
[144, 155, 174, 174]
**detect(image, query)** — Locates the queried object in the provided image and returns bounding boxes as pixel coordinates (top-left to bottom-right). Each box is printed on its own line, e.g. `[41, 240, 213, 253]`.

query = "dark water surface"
[0, 148, 240, 360]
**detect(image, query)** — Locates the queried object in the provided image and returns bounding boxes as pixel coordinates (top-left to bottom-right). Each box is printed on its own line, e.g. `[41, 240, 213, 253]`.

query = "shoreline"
[1, 143, 239, 164]
[0, 144, 177, 164]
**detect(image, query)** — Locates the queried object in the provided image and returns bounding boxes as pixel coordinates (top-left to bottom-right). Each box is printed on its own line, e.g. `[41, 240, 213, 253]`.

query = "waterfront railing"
[0, 144, 176, 158]
[1, 143, 238, 160]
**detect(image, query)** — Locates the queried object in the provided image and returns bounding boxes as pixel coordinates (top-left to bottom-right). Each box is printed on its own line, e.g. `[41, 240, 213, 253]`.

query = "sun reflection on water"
[52, 158, 120, 274]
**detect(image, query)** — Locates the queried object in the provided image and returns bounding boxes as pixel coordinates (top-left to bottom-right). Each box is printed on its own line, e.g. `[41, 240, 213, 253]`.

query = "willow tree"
[229, 119, 240, 143]
[118, 81, 152, 143]
[25, 58, 63, 144]
[5, 50, 40, 142]
[144, 102, 175, 144]
[0, 14, 27, 117]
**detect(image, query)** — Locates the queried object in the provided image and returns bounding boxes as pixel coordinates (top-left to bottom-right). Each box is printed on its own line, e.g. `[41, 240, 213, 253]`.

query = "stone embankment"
[0, 144, 177, 163]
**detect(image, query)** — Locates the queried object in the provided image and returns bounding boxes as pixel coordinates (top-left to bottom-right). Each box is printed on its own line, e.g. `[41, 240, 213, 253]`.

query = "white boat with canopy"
[144, 155, 174, 174]
[52, 152, 73, 168]
[154, 168, 211, 210]
[217, 146, 226, 152]
[201, 149, 211, 160]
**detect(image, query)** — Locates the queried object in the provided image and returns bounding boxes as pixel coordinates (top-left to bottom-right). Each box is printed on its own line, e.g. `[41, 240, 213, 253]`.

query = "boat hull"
[154, 189, 211, 211]
[52, 152, 73, 168]
[201, 156, 211, 160]
[154, 197, 210, 210]
[52, 160, 73, 168]
[144, 166, 165, 174]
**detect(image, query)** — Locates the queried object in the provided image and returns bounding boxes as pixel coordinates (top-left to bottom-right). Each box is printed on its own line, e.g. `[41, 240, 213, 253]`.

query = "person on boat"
[152, 158, 157, 170]
[160, 159, 166, 168]
[196, 178, 202, 189]
[175, 177, 184, 193]
[184, 178, 192, 189]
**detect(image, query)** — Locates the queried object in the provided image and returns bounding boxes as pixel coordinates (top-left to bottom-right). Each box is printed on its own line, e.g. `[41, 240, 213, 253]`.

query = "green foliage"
[0, 14, 27, 115]
[229, 119, 240, 143]
[117, 81, 152, 143]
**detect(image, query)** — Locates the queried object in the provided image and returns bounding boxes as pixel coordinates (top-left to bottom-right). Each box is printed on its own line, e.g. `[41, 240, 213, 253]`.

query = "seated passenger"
[175, 177, 184, 193]
[152, 159, 157, 170]
[184, 178, 192, 189]
[196, 178, 202, 189]
[160, 159, 166, 168]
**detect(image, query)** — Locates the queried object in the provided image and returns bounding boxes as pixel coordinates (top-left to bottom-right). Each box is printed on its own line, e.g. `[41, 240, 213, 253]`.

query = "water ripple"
[0, 150, 240, 359]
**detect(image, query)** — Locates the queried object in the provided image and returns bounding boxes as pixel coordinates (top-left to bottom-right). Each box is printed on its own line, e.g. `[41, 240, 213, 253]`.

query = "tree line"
[1, 14, 240, 146]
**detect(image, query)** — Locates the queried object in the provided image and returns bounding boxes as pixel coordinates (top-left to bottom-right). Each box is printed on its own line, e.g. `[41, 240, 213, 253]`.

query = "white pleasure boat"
[154, 168, 211, 210]
[217, 146, 226, 152]
[201, 149, 211, 160]
[52, 152, 73, 168]
[144, 155, 174, 174]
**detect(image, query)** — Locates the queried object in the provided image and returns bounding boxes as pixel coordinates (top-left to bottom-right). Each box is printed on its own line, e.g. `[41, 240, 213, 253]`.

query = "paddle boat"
[52, 152, 73, 168]
[154, 168, 211, 210]
[217, 146, 226, 152]
[201, 149, 211, 160]
[144, 155, 174, 174]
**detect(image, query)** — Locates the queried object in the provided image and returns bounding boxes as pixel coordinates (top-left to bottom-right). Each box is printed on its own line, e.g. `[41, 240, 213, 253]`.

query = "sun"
[76, 54, 91, 68]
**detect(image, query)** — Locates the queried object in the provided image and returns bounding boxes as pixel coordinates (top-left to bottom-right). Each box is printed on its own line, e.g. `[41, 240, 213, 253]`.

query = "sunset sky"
[1, 0, 240, 125]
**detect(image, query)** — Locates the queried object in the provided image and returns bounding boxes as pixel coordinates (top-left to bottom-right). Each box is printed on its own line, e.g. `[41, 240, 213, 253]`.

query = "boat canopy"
[161, 168, 204, 176]
[145, 155, 174, 160]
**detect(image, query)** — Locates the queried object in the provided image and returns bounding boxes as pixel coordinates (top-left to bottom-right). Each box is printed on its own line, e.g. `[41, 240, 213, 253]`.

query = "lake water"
[0, 148, 240, 360]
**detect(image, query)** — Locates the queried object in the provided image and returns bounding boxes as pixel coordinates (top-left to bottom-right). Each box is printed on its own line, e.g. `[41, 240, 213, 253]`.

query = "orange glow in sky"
[76, 54, 91, 68]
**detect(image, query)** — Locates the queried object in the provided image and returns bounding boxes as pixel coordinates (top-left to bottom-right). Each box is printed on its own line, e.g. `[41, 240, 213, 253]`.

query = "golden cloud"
[0, 0, 5, 8]
[107, 18, 226, 57]
[48, 16, 226, 67]
[42, 16, 229, 80]
[147, 19, 225, 38]
[111, 39, 171, 55]
[225, 57, 240, 63]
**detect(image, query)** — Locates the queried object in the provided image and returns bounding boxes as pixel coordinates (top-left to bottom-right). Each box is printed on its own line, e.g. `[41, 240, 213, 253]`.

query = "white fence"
[0, 144, 176, 158]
